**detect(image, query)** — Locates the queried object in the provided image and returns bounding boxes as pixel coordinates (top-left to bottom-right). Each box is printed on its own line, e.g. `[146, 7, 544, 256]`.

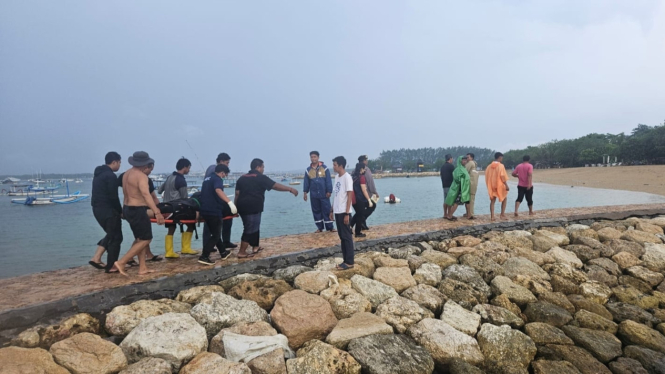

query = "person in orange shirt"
[485, 152, 510, 221]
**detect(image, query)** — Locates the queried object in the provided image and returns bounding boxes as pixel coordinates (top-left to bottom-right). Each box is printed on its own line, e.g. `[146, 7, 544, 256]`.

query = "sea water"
[1, 176, 664, 279]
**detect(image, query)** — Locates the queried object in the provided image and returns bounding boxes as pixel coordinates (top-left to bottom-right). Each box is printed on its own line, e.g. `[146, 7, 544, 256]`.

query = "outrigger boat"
[11, 182, 89, 205]
[4, 183, 60, 196]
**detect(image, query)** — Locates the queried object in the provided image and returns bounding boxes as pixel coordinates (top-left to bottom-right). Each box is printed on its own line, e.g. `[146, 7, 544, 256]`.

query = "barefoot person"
[90, 152, 123, 272]
[115, 151, 165, 276]
[486, 152, 510, 221]
[158, 157, 198, 258]
[444, 156, 471, 221]
[235, 159, 298, 258]
[303, 151, 335, 233]
[513, 155, 534, 217]
[439, 154, 455, 219]
[465, 153, 479, 219]
[198, 164, 236, 265]
[330, 156, 355, 270]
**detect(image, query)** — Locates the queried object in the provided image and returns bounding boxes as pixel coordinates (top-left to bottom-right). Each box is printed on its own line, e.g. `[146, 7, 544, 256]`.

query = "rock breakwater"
[3, 215, 665, 373]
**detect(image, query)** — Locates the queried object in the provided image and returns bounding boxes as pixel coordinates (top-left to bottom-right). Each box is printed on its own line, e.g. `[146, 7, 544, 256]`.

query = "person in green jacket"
[444, 156, 471, 220]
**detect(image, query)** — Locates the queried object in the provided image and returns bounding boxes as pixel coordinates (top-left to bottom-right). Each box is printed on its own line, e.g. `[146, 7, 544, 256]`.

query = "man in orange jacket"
[485, 152, 510, 221]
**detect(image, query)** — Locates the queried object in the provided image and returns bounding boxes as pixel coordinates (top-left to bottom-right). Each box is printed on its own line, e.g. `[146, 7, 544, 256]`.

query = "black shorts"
[516, 186, 534, 205]
[123, 205, 153, 240]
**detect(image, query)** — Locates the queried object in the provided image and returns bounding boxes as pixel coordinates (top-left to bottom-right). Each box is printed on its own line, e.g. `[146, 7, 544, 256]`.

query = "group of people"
[440, 152, 534, 222]
[90, 150, 378, 275]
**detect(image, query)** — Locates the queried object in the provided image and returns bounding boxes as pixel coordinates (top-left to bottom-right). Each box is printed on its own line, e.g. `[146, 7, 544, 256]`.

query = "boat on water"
[11, 182, 89, 205]
[288, 180, 301, 186]
[1, 177, 20, 184]
[5, 182, 61, 196]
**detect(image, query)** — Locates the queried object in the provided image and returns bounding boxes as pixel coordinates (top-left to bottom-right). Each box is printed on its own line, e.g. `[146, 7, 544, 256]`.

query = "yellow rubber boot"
[164, 235, 179, 259]
[180, 231, 199, 255]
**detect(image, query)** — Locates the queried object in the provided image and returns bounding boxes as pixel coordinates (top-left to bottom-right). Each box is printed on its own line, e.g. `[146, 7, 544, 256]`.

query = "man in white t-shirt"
[329, 156, 355, 270]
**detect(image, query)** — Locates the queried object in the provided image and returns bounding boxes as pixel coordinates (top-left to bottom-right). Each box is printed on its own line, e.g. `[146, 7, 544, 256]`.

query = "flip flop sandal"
[148, 255, 163, 262]
[88, 261, 105, 270]
[237, 253, 256, 259]
[252, 247, 265, 254]
[127, 260, 138, 267]
[315, 230, 323, 233]
[328, 229, 337, 232]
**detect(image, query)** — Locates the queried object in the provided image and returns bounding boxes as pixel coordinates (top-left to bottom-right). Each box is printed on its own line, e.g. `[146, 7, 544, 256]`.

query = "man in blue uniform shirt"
[303, 151, 335, 233]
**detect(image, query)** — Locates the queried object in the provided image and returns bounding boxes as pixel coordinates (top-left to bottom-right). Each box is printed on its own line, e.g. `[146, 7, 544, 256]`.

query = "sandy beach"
[528, 165, 665, 196]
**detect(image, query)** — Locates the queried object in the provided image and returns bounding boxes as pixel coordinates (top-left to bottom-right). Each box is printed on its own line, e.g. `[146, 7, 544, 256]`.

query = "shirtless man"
[115, 151, 165, 276]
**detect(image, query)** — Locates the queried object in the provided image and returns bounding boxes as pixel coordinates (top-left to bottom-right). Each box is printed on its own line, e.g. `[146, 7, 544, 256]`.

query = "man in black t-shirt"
[90, 152, 123, 272]
[440, 154, 455, 219]
[234, 158, 298, 258]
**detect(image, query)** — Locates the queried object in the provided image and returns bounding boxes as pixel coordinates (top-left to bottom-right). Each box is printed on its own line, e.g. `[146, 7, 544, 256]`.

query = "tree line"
[368, 121, 665, 171]
[368, 146, 496, 172]
[502, 122, 665, 168]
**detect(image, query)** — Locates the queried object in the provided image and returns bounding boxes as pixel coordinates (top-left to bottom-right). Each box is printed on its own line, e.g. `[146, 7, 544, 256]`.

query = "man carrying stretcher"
[115, 151, 165, 276]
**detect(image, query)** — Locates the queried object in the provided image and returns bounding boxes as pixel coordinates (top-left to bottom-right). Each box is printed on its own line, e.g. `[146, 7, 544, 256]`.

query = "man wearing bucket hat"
[114, 151, 165, 276]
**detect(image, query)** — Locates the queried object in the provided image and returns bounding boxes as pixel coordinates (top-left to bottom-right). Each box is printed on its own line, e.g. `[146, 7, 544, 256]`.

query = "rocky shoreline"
[3, 215, 665, 373]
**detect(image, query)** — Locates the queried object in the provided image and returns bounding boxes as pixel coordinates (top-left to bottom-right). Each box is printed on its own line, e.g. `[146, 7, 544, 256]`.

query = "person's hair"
[523, 155, 531, 162]
[105, 152, 121, 165]
[216, 153, 231, 163]
[332, 156, 346, 168]
[215, 164, 230, 174]
[467, 153, 475, 159]
[353, 162, 365, 177]
[495, 152, 504, 160]
[358, 155, 368, 162]
[250, 158, 264, 170]
[176, 157, 191, 170]
[445, 154, 452, 161]
[310, 151, 319, 157]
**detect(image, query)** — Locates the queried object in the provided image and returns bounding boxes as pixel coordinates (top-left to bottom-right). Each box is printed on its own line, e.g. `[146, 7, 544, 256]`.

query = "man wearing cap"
[303, 151, 335, 233]
[358, 155, 379, 230]
[114, 151, 165, 276]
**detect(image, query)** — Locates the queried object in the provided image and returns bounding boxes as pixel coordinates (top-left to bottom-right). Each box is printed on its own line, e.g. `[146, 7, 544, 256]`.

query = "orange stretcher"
[150, 214, 238, 224]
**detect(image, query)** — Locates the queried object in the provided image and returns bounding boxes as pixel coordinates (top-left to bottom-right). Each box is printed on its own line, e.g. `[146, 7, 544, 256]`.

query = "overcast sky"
[1, 0, 664, 175]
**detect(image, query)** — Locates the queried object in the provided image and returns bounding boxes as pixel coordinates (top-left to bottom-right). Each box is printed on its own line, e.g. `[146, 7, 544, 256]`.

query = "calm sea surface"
[1, 176, 664, 279]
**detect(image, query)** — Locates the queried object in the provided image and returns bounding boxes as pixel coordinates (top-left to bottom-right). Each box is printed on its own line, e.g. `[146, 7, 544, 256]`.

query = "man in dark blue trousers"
[303, 151, 335, 233]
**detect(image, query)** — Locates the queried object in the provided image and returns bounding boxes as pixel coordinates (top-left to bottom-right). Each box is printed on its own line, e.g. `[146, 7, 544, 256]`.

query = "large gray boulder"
[401, 284, 447, 314]
[119, 313, 208, 373]
[503, 257, 551, 281]
[273, 265, 313, 285]
[618, 320, 665, 354]
[490, 276, 537, 306]
[476, 323, 536, 371]
[175, 286, 225, 305]
[350, 275, 398, 308]
[561, 325, 622, 363]
[49, 332, 127, 374]
[105, 299, 191, 336]
[190, 292, 269, 339]
[413, 262, 442, 287]
[325, 312, 393, 350]
[375, 296, 434, 334]
[440, 300, 481, 336]
[285, 340, 361, 374]
[119, 357, 172, 374]
[442, 264, 491, 298]
[347, 334, 435, 374]
[407, 318, 484, 366]
[524, 301, 573, 327]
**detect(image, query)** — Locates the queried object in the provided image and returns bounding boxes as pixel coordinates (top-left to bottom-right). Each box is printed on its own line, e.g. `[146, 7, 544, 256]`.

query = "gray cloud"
[1, 0, 663, 175]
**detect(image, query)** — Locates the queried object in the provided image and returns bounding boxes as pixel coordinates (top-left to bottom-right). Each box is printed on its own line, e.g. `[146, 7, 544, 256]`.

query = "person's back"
[514, 162, 533, 187]
[440, 162, 454, 188]
[91, 165, 121, 212]
[123, 168, 149, 206]
[160, 172, 188, 203]
[200, 174, 224, 216]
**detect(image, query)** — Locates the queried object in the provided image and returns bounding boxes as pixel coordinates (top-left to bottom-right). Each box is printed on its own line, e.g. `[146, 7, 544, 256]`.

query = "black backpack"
[157, 194, 202, 237]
